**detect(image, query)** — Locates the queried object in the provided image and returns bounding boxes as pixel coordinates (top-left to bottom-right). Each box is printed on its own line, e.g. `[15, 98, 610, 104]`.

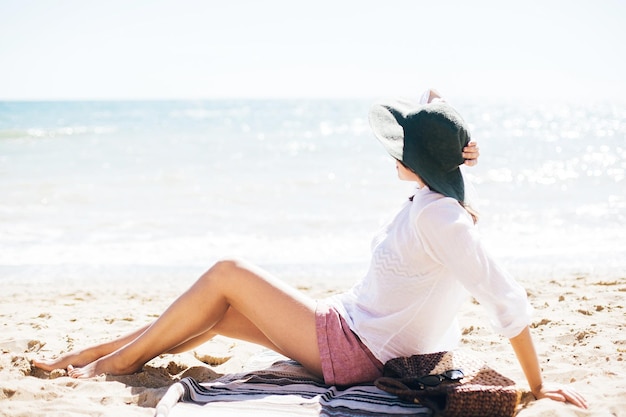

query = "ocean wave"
[0, 125, 116, 140]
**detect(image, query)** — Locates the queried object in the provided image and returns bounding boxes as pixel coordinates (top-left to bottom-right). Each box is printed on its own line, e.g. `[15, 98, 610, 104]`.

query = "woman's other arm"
[509, 326, 588, 408]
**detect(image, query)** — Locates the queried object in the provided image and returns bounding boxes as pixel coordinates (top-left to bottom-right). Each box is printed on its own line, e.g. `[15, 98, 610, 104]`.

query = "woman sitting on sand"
[34, 90, 587, 409]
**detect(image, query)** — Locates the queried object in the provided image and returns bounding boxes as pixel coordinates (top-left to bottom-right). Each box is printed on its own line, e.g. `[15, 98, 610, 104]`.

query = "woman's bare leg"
[34, 297, 289, 371]
[33, 325, 151, 371]
[166, 306, 288, 356]
[67, 259, 322, 378]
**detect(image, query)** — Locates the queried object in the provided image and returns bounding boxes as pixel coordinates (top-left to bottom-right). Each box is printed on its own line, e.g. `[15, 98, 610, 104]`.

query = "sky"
[0, 0, 625, 101]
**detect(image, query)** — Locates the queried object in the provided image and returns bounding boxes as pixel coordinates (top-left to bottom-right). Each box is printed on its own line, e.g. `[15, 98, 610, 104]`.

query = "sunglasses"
[412, 369, 464, 390]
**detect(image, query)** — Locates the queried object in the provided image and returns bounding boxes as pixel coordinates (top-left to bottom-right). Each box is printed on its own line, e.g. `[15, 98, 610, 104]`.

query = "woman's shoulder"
[411, 189, 466, 216]
[411, 190, 473, 230]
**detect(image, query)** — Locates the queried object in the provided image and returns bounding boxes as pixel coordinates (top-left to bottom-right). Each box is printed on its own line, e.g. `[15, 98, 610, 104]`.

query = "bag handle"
[375, 376, 413, 395]
[375, 377, 443, 414]
[375, 376, 431, 401]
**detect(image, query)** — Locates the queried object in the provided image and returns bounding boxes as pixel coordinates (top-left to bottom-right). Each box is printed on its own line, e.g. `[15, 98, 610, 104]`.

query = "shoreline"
[1, 272, 624, 416]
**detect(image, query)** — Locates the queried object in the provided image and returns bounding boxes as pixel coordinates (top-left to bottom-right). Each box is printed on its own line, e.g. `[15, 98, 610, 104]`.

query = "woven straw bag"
[375, 350, 521, 417]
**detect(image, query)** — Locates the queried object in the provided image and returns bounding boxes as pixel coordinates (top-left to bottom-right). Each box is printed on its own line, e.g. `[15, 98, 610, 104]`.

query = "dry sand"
[1, 272, 624, 417]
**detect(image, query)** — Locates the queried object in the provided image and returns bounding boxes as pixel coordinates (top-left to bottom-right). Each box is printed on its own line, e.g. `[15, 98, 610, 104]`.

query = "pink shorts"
[315, 301, 383, 386]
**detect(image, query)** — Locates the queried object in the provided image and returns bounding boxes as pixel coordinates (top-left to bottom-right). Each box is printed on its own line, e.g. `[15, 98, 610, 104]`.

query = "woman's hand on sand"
[463, 141, 480, 166]
[534, 383, 588, 409]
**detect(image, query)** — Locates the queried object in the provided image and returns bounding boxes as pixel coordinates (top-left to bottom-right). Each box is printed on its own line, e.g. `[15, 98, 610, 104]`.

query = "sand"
[0, 272, 624, 417]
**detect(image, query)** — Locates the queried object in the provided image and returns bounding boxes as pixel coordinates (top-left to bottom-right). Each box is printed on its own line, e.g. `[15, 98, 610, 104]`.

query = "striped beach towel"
[158, 359, 430, 417]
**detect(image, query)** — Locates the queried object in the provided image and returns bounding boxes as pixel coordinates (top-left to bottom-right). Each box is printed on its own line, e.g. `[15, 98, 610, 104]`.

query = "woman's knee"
[200, 258, 247, 285]
[213, 257, 248, 274]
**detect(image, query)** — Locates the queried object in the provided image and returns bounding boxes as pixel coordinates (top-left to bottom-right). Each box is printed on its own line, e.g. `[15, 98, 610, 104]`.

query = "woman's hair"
[462, 203, 480, 224]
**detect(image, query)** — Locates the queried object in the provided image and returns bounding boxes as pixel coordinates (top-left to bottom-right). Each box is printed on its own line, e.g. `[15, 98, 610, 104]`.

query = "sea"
[1, 98, 624, 288]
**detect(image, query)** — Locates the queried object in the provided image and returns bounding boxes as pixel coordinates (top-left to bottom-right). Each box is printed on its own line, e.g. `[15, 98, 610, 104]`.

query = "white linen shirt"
[328, 186, 532, 364]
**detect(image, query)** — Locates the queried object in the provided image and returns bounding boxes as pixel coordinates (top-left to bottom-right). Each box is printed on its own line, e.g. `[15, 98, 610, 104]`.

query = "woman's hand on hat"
[533, 382, 588, 409]
[462, 141, 480, 166]
[423, 88, 479, 167]
[425, 88, 444, 104]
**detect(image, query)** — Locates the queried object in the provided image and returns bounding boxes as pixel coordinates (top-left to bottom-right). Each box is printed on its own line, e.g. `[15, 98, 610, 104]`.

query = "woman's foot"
[67, 363, 103, 378]
[67, 351, 144, 378]
[32, 348, 102, 372]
